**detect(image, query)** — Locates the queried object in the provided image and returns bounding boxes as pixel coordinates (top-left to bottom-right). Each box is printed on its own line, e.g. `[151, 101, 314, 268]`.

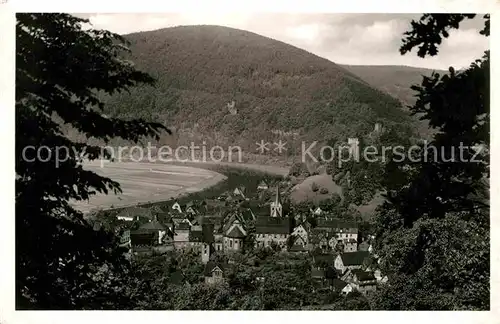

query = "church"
[255, 186, 291, 248]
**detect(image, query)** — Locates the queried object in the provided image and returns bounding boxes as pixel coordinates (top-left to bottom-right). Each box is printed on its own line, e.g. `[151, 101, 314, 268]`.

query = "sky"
[78, 13, 489, 70]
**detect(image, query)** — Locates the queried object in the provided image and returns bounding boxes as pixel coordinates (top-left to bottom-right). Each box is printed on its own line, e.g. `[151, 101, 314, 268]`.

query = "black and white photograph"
[0, 1, 495, 319]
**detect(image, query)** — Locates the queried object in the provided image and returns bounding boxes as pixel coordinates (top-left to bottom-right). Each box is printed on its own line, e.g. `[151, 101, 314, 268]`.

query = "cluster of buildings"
[111, 180, 384, 292]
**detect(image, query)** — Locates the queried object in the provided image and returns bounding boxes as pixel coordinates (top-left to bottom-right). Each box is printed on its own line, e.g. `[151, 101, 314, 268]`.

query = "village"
[103, 177, 388, 297]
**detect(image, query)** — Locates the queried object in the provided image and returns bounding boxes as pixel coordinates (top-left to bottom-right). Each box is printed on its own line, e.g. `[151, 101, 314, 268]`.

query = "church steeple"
[270, 184, 283, 217]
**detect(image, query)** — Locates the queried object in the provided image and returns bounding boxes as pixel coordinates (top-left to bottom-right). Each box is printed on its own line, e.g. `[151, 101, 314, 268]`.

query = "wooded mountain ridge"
[91, 25, 441, 160]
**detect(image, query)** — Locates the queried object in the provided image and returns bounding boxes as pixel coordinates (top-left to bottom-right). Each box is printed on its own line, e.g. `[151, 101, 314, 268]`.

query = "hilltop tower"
[227, 100, 237, 115]
[270, 185, 283, 217]
[347, 137, 360, 162]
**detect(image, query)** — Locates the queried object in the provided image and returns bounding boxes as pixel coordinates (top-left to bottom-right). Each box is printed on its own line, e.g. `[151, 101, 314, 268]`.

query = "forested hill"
[341, 65, 445, 107]
[98, 25, 416, 157]
[342, 65, 446, 138]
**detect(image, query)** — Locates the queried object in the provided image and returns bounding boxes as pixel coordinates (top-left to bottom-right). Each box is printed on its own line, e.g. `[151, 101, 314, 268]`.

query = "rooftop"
[332, 279, 348, 291]
[176, 222, 190, 231]
[204, 261, 226, 276]
[139, 220, 166, 231]
[313, 254, 335, 266]
[117, 206, 152, 217]
[130, 231, 156, 246]
[289, 244, 308, 252]
[311, 267, 325, 278]
[351, 269, 376, 281]
[189, 230, 203, 242]
[226, 226, 246, 238]
[316, 218, 358, 231]
[340, 251, 370, 266]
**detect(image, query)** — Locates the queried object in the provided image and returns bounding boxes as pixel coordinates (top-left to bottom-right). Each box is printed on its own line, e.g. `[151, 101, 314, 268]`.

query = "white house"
[117, 215, 134, 221]
[172, 202, 182, 213]
[292, 224, 308, 246]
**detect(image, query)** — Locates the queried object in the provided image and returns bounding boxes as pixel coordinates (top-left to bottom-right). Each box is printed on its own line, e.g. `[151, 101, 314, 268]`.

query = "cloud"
[79, 13, 489, 70]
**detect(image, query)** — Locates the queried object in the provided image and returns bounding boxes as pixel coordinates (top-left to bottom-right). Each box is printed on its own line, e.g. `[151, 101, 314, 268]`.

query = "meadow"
[72, 161, 227, 213]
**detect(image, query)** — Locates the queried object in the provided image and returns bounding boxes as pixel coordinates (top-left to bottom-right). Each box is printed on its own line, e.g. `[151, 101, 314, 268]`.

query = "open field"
[162, 160, 290, 177]
[72, 161, 226, 214]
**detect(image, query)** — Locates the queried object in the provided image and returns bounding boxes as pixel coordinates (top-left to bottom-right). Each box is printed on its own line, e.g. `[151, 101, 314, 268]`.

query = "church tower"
[270, 185, 283, 217]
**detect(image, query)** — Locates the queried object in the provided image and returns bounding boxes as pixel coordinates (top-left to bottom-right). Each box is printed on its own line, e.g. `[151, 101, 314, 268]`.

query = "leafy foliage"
[372, 14, 489, 310]
[16, 13, 167, 309]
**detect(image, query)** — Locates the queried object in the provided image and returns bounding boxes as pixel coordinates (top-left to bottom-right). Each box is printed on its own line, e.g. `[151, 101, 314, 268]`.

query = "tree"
[16, 13, 168, 309]
[373, 14, 490, 310]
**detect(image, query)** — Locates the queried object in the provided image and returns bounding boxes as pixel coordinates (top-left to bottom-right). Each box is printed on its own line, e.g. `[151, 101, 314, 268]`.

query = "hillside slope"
[341, 65, 445, 107]
[99, 25, 416, 159]
[341, 65, 446, 138]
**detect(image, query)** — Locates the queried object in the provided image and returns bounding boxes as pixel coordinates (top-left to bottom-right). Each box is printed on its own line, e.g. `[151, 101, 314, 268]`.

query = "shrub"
[311, 182, 319, 192]
[320, 188, 329, 194]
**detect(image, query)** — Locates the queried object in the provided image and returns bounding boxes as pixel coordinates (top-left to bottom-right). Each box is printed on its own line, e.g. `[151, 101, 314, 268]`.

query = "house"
[358, 240, 370, 252]
[291, 224, 309, 246]
[171, 201, 182, 213]
[233, 187, 246, 199]
[204, 261, 226, 285]
[130, 231, 157, 249]
[223, 217, 247, 252]
[254, 217, 291, 248]
[189, 230, 204, 249]
[155, 212, 173, 231]
[202, 199, 226, 210]
[332, 279, 353, 295]
[311, 264, 340, 290]
[270, 186, 283, 217]
[116, 206, 152, 222]
[313, 207, 323, 215]
[185, 206, 197, 215]
[173, 222, 191, 249]
[170, 211, 186, 225]
[116, 214, 134, 222]
[225, 225, 246, 251]
[137, 218, 168, 245]
[334, 251, 370, 274]
[344, 239, 357, 252]
[310, 228, 330, 251]
[374, 269, 389, 284]
[118, 229, 131, 248]
[289, 244, 308, 253]
[257, 180, 269, 190]
[240, 208, 256, 224]
[311, 266, 325, 281]
[313, 253, 335, 269]
[347, 269, 377, 294]
[315, 219, 359, 247]
[187, 224, 215, 263]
